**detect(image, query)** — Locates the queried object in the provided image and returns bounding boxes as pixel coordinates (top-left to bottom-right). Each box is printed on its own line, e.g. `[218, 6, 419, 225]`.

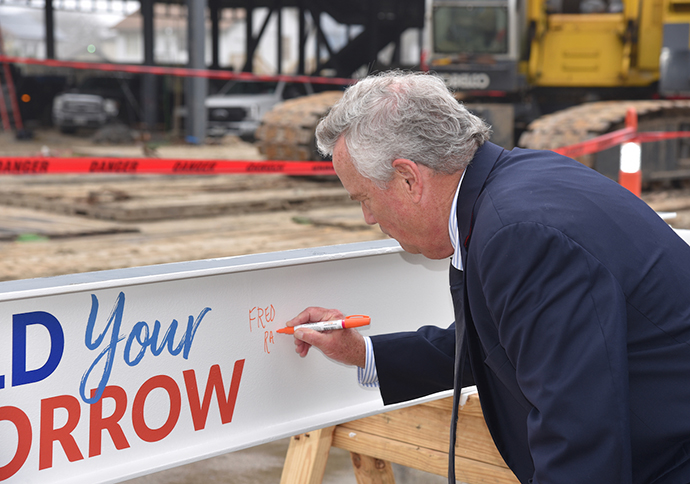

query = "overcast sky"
[0, 4, 128, 28]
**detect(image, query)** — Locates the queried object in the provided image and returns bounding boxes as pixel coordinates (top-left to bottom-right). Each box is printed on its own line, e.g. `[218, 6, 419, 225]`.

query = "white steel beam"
[0, 239, 454, 484]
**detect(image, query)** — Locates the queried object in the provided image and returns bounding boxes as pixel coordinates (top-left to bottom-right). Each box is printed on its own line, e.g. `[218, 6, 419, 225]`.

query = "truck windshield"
[433, 6, 508, 55]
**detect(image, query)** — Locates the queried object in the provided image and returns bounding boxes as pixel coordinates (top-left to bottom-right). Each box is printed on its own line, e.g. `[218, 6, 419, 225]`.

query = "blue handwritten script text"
[80, 292, 211, 404]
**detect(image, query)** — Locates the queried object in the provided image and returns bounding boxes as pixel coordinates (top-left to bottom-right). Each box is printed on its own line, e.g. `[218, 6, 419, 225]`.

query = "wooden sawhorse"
[280, 394, 519, 483]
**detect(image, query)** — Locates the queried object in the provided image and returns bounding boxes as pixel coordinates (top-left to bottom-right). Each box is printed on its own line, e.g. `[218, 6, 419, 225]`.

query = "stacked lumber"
[0, 173, 387, 281]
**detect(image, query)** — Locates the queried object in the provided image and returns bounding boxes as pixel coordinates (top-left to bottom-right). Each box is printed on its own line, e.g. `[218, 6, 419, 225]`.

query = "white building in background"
[104, 5, 420, 76]
[0, 5, 421, 75]
[106, 4, 322, 75]
[0, 9, 52, 59]
[0, 7, 119, 62]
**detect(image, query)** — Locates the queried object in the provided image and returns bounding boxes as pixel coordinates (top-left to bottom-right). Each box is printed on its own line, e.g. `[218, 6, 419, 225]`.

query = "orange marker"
[277, 315, 370, 335]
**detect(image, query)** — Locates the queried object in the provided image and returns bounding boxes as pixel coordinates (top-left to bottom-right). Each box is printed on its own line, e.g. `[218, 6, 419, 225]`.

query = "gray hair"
[315, 71, 491, 187]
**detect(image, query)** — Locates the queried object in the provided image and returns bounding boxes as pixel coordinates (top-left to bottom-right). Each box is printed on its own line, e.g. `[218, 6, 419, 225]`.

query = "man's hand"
[286, 307, 366, 368]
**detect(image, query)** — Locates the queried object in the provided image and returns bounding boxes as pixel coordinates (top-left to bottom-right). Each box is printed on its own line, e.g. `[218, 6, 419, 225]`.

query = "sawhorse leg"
[280, 427, 335, 484]
[350, 453, 396, 484]
[280, 427, 396, 484]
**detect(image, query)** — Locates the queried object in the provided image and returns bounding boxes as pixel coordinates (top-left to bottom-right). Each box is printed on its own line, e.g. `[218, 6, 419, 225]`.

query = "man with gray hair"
[285, 71, 690, 484]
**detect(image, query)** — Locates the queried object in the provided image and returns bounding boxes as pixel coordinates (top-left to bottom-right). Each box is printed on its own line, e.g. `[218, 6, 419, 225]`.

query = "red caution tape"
[0, 157, 336, 176]
[635, 131, 690, 144]
[0, 55, 354, 86]
[554, 129, 690, 158]
[553, 127, 637, 158]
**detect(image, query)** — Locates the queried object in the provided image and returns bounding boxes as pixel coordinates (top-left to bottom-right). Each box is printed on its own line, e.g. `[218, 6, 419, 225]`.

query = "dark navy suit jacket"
[372, 142, 690, 483]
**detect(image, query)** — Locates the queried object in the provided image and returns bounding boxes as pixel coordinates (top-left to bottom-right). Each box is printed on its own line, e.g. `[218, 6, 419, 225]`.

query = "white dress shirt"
[358, 171, 465, 387]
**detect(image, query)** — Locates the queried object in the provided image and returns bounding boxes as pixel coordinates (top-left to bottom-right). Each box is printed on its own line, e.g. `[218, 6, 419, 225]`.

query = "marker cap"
[341, 315, 370, 328]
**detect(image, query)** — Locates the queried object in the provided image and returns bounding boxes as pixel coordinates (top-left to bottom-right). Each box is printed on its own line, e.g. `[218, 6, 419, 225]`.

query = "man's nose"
[361, 204, 377, 225]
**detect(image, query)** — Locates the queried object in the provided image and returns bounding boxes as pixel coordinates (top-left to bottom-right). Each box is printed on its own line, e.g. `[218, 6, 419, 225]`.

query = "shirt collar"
[448, 169, 466, 270]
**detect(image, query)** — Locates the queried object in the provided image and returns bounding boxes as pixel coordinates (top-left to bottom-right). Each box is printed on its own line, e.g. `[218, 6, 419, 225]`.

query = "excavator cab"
[427, 0, 522, 93]
[660, 0, 690, 96]
[433, 4, 509, 56]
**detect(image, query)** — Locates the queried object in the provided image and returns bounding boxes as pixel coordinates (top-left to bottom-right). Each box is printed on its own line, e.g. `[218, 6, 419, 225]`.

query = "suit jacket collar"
[457, 141, 504, 268]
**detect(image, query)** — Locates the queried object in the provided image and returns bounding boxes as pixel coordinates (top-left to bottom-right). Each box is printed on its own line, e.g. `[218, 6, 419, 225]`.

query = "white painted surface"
[675, 228, 690, 244]
[0, 240, 455, 484]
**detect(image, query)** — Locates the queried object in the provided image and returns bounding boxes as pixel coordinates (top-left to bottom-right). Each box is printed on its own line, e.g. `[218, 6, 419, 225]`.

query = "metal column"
[186, 0, 208, 143]
[141, 0, 157, 132]
[276, 0, 282, 74]
[45, 0, 55, 59]
[244, 7, 254, 72]
[297, 4, 306, 74]
[210, 0, 221, 69]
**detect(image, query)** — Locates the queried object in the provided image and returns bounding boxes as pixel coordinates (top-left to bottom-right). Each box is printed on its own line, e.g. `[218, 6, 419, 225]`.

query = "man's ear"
[391, 158, 423, 202]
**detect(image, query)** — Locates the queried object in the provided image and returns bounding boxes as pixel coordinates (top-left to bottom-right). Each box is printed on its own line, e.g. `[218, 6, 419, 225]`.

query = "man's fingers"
[294, 327, 325, 346]
[294, 338, 311, 358]
[294, 328, 365, 367]
[285, 307, 362, 365]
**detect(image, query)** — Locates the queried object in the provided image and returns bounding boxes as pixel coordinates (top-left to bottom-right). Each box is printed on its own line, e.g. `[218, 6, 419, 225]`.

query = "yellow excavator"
[257, 0, 690, 183]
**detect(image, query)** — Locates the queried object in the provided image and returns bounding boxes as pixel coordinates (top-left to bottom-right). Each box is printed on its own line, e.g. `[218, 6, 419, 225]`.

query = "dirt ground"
[0, 128, 390, 282]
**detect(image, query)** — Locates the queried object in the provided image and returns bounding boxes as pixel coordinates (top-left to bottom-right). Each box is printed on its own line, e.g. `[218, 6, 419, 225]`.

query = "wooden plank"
[280, 427, 336, 484]
[332, 426, 519, 484]
[0, 205, 138, 241]
[349, 453, 396, 484]
[293, 211, 373, 231]
[0, 183, 353, 221]
[338, 395, 505, 467]
[0, 207, 388, 282]
[89, 187, 353, 221]
[421, 392, 485, 418]
[0, 173, 339, 197]
[644, 194, 690, 212]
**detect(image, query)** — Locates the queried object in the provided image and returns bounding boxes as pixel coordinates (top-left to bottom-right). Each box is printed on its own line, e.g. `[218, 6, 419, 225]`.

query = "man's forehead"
[333, 136, 349, 159]
[335, 160, 365, 197]
[333, 139, 358, 181]
[333, 136, 382, 197]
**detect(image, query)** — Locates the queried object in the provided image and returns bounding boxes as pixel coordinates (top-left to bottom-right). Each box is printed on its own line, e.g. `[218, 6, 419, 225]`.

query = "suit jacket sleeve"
[370, 324, 457, 405]
[472, 221, 633, 483]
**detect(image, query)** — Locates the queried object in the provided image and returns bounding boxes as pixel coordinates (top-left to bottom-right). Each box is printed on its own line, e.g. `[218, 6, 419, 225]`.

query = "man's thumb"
[294, 328, 321, 345]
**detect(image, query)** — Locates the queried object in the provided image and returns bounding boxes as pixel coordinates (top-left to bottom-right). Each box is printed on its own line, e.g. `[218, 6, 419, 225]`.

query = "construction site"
[0, 129, 388, 282]
[0, 0, 689, 283]
[1, 127, 690, 285]
[1, 0, 690, 483]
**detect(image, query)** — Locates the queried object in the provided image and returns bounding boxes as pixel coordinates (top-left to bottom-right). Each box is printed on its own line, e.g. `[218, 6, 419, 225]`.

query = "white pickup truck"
[205, 80, 313, 139]
[52, 93, 118, 133]
[52, 76, 136, 134]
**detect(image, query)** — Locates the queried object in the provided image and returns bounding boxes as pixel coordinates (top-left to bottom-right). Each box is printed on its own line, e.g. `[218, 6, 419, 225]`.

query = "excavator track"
[518, 100, 690, 184]
[255, 91, 345, 161]
[258, 96, 690, 185]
